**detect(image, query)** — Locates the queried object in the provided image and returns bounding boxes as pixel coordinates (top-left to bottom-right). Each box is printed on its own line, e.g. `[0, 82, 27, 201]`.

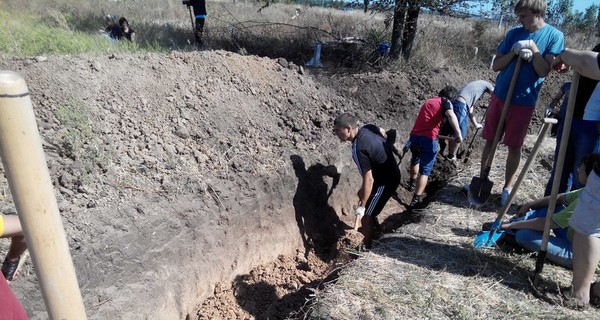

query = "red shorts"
[482, 94, 535, 148]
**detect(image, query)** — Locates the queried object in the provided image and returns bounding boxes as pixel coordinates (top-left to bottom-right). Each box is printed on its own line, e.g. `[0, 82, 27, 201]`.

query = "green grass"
[0, 10, 165, 56]
[56, 99, 101, 165]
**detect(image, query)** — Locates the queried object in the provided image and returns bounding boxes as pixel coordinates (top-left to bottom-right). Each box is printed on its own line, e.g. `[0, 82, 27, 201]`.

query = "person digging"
[407, 86, 463, 208]
[470, 0, 564, 206]
[333, 113, 400, 249]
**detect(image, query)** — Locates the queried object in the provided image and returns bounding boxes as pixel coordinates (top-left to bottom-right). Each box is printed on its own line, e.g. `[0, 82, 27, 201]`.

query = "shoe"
[501, 188, 511, 206]
[2, 257, 21, 282]
[446, 155, 457, 162]
[408, 179, 416, 192]
[409, 194, 425, 209]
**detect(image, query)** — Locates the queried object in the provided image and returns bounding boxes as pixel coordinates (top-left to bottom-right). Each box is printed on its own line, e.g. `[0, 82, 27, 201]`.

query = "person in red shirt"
[408, 86, 463, 208]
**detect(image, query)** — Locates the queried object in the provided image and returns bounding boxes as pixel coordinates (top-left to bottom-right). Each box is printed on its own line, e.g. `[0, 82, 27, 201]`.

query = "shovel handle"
[437, 135, 456, 141]
[484, 57, 523, 169]
[538, 72, 580, 264]
[353, 215, 361, 231]
[0, 71, 87, 318]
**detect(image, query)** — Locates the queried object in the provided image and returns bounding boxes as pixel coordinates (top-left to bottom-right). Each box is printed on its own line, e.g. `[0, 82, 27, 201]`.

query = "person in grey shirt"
[442, 80, 494, 160]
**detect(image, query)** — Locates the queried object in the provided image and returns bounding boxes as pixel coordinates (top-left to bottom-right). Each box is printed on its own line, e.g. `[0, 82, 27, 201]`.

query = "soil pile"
[0, 50, 568, 319]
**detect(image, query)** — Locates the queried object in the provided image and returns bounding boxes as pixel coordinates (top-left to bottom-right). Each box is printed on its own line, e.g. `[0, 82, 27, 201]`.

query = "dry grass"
[308, 133, 595, 319]
[1, 0, 596, 69]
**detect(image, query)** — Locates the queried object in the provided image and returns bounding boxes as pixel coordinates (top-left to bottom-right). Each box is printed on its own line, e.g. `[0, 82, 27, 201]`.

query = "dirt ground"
[0, 49, 569, 319]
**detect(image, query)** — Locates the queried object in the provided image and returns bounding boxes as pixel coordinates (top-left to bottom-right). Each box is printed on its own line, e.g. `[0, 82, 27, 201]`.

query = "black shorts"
[364, 183, 398, 217]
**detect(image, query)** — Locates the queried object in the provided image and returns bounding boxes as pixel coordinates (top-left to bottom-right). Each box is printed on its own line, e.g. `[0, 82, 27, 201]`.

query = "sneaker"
[409, 194, 425, 209]
[446, 155, 457, 162]
[501, 188, 511, 206]
[408, 179, 416, 192]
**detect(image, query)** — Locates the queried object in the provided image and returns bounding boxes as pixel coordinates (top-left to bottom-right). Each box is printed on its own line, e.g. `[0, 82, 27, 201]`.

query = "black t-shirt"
[573, 43, 600, 119]
[352, 125, 401, 185]
[123, 28, 135, 41]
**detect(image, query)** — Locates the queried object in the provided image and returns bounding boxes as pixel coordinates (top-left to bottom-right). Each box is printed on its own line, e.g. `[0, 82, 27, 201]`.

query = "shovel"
[462, 107, 489, 163]
[532, 72, 580, 285]
[474, 117, 557, 248]
[469, 58, 523, 205]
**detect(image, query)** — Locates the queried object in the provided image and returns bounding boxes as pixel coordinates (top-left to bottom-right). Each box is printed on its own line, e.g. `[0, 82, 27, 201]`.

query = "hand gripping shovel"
[469, 58, 523, 205]
[473, 117, 557, 248]
[532, 72, 580, 286]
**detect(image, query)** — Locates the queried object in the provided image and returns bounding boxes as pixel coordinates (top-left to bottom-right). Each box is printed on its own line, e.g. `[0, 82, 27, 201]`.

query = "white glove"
[519, 48, 533, 62]
[355, 206, 365, 217]
[512, 39, 533, 55]
[545, 107, 553, 117]
[475, 122, 483, 129]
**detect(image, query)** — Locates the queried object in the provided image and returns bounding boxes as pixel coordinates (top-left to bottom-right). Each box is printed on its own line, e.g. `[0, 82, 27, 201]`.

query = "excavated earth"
[0, 50, 568, 319]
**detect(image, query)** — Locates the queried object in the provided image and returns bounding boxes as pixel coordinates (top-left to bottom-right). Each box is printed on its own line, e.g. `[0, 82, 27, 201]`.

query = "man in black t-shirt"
[333, 113, 400, 249]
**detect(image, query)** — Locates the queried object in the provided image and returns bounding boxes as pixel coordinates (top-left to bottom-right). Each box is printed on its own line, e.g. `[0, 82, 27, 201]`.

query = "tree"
[388, 0, 475, 60]
[489, 0, 514, 28]
[573, 4, 599, 31]
[547, 0, 575, 27]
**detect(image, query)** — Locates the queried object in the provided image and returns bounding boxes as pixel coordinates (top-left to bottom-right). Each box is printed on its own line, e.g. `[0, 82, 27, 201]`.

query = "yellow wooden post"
[0, 71, 86, 319]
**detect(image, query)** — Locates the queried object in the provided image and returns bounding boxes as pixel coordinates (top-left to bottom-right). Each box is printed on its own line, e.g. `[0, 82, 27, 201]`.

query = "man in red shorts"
[476, 0, 564, 206]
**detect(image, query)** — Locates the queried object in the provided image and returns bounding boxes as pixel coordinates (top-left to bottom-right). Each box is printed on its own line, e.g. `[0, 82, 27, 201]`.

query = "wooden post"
[0, 71, 87, 319]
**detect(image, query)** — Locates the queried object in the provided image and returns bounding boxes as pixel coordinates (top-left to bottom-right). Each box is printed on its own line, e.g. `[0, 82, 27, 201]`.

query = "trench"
[191, 153, 456, 320]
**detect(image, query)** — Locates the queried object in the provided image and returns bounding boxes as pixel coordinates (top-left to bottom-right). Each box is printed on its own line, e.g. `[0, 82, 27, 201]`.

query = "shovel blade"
[468, 176, 493, 205]
[473, 230, 505, 248]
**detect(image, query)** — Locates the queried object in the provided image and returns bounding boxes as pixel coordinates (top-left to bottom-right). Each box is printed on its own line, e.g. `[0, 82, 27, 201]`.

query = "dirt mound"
[0, 50, 568, 319]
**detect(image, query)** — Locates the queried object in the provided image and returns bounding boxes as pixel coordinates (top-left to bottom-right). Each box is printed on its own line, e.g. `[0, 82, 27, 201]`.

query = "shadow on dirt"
[435, 184, 521, 214]
[290, 155, 349, 262]
[232, 265, 342, 319]
[376, 236, 557, 292]
[380, 210, 424, 234]
[232, 275, 317, 319]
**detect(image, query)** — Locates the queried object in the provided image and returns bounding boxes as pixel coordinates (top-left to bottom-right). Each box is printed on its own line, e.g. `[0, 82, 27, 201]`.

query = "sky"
[574, 0, 600, 13]
[467, 1, 600, 17]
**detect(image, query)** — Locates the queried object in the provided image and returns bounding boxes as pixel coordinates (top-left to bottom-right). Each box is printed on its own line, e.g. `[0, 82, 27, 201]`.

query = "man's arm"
[468, 109, 481, 128]
[528, 41, 553, 77]
[515, 193, 567, 215]
[444, 109, 463, 143]
[492, 51, 515, 72]
[553, 48, 600, 80]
